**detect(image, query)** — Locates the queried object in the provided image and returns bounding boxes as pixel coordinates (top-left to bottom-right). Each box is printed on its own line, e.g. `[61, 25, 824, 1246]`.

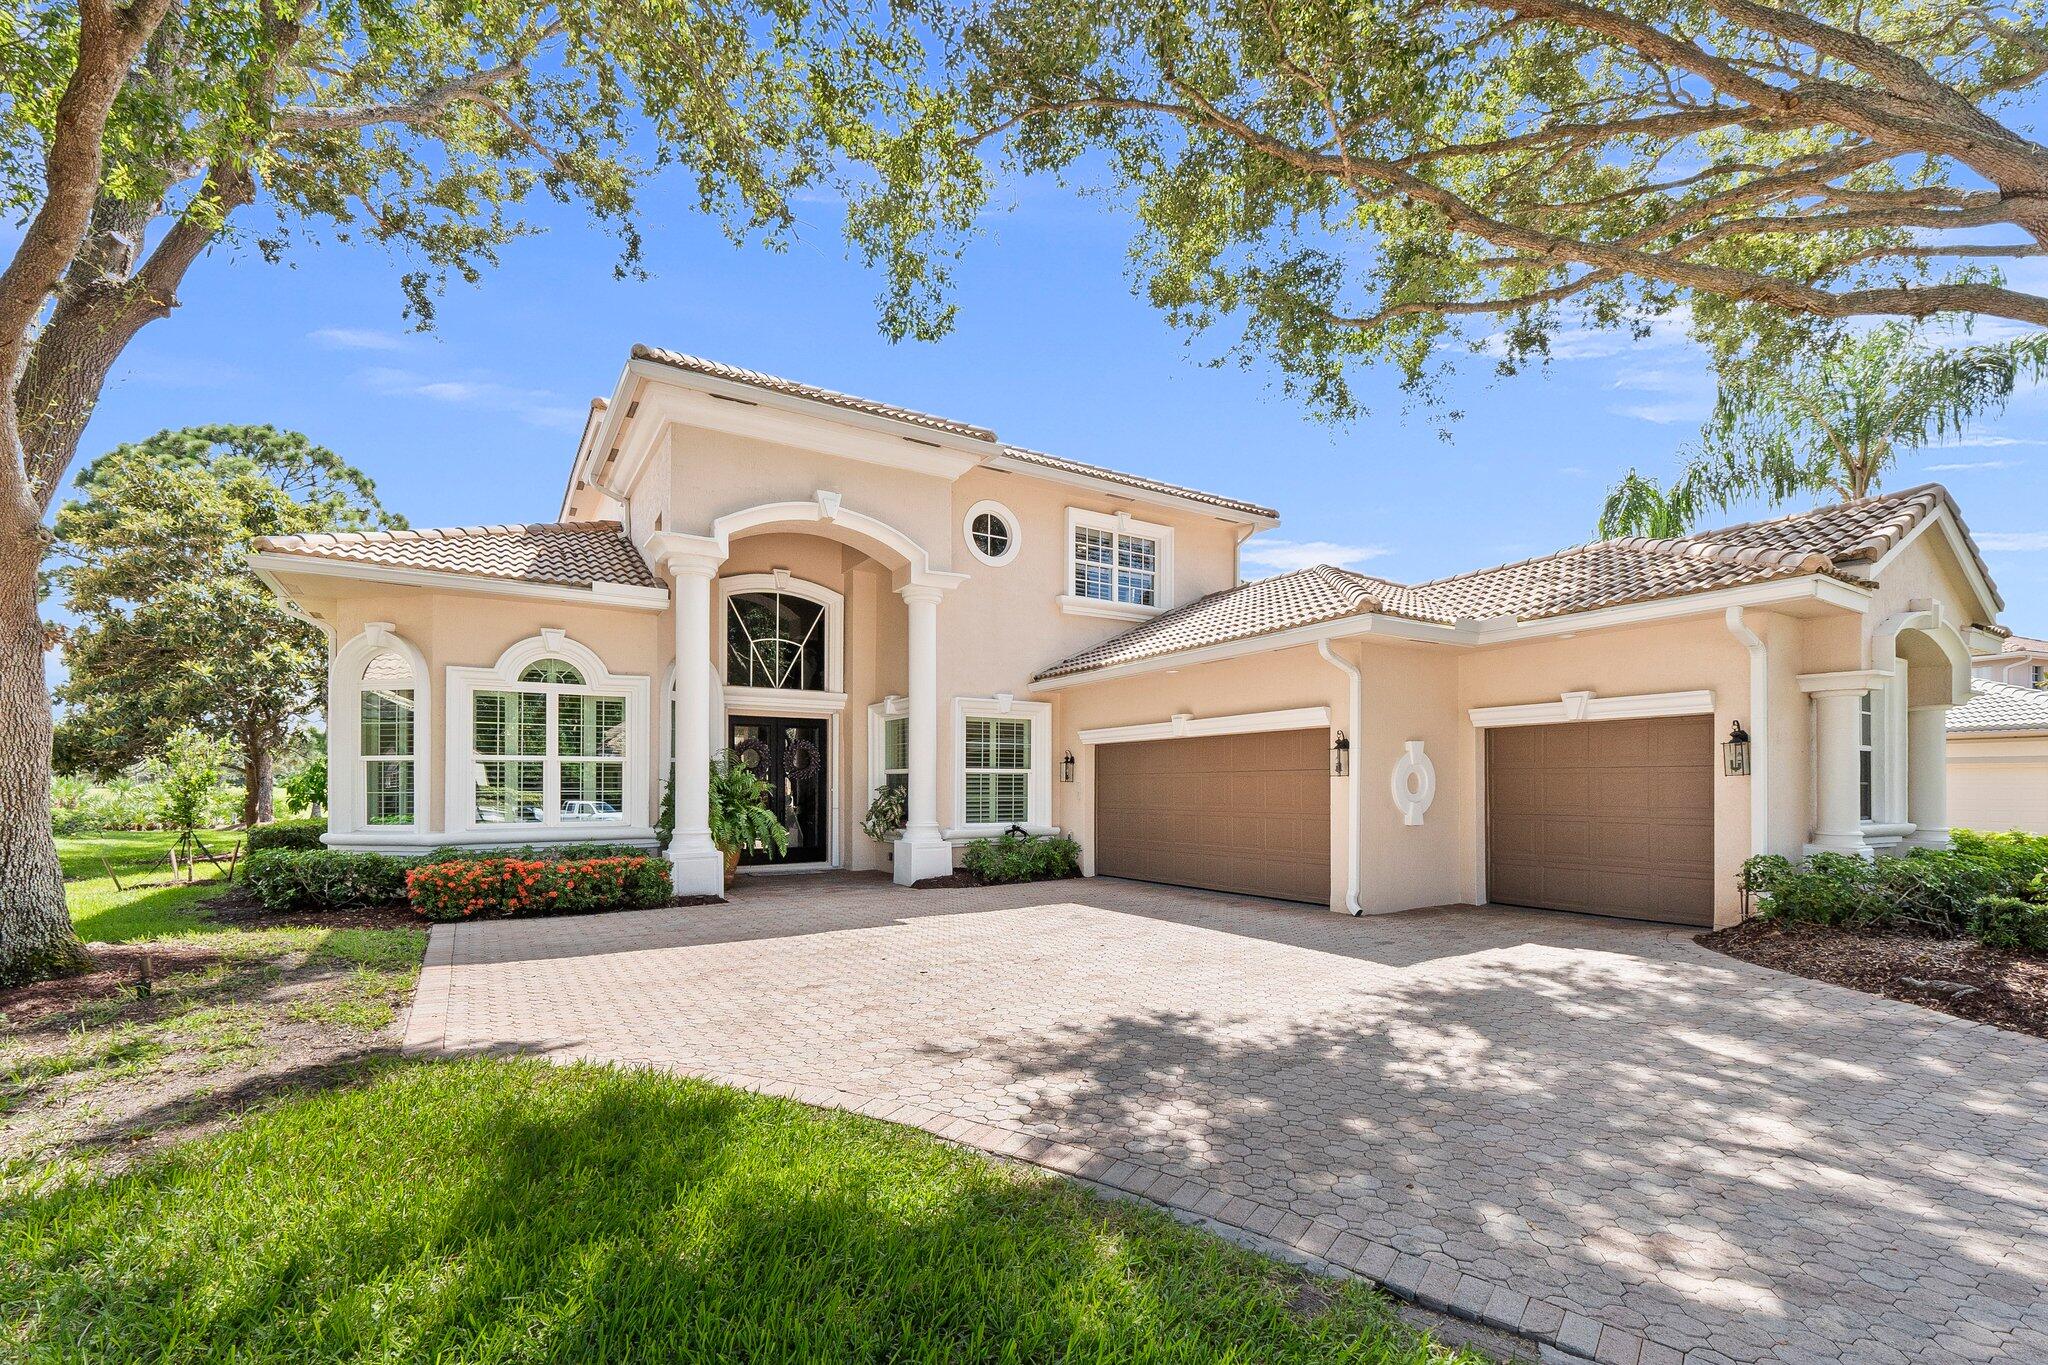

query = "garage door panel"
[1487, 714, 1714, 926]
[1095, 728, 1330, 904]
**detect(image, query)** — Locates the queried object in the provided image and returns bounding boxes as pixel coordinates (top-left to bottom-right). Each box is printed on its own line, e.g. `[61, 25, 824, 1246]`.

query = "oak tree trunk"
[0, 498, 90, 985]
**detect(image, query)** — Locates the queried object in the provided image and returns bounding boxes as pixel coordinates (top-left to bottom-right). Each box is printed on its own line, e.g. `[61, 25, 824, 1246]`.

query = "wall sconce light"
[1723, 722, 1752, 776]
[1331, 731, 1351, 777]
[1061, 750, 1076, 783]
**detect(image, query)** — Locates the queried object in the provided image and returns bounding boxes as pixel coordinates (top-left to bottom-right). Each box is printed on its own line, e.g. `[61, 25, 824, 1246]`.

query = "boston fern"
[861, 784, 907, 842]
[709, 754, 788, 861]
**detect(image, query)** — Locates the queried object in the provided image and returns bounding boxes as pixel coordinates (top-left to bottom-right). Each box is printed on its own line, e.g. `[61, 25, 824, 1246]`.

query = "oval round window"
[964, 501, 1020, 566]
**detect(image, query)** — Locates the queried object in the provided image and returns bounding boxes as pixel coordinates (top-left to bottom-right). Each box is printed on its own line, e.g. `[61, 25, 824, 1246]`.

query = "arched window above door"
[718, 575, 844, 697]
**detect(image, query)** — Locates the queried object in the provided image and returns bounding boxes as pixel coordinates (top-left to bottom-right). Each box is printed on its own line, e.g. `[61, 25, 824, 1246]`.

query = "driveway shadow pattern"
[408, 875, 2048, 1365]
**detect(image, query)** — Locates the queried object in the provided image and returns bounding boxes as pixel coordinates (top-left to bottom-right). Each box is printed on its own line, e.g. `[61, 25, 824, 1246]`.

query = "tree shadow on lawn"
[8, 1061, 1461, 1364]
[948, 948, 2048, 1360]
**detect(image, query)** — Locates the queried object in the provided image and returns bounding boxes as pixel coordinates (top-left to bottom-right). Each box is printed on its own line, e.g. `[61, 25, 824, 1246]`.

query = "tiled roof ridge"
[254, 519, 626, 552]
[1308, 563, 1387, 611]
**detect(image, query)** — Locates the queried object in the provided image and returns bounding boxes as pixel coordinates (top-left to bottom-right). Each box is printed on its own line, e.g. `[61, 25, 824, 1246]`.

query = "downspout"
[1724, 607, 1771, 856]
[1318, 639, 1365, 915]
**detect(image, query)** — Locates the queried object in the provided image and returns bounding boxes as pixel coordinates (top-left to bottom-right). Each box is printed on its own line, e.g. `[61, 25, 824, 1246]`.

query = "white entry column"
[1904, 703, 1953, 849]
[1800, 670, 1884, 857]
[895, 583, 953, 885]
[667, 548, 727, 895]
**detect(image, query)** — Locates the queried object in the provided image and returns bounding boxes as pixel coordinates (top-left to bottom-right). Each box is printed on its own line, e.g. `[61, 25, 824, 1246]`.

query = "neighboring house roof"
[1947, 679, 2048, 736]
[623, 346, 1276, 520]
[1982, 632, 2048, 658]
[1037, 484, 1995, 681]
[252, 521, 660, 590]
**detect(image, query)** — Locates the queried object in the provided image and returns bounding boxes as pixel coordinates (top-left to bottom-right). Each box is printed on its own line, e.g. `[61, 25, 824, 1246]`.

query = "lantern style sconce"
[1061, 750, 1076, 783]
[1331, 731, 1351, 777]
[1723, 722, 1752, 776]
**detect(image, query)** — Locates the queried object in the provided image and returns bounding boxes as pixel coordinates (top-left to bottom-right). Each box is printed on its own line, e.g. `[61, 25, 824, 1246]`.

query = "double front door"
[728, 715, 827, 865]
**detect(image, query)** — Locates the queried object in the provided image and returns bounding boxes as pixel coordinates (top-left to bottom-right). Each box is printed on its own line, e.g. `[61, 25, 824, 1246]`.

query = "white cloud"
[356, 366, 585, 432]
[1924, 433, 2045, 449]
[1924, 460, 2021, 472]
[1240, 538, 1394, 573]
[1978, 532, 2048, 552]
[309, 326, 406, 351]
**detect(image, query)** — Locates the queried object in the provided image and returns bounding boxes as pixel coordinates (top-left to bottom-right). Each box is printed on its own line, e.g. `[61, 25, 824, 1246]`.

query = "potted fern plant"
[708, 753, 788, 888]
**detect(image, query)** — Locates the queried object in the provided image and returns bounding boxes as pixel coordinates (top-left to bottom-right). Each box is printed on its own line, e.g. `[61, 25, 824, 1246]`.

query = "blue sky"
[68, 168, 2048, 631]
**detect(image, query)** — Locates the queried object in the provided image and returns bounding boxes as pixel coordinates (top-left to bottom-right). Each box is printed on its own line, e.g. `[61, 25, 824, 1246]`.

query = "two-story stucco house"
[250, 346, 2011, 928]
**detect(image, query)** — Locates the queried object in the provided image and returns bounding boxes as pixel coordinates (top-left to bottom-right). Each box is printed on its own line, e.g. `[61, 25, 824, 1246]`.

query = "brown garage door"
[1486, 716, 1714, 925]
[1095, 729, 1330, 904]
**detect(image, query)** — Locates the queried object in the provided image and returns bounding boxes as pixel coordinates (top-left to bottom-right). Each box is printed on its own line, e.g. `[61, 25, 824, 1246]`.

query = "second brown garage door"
[1094, 729, 1330, 904]
[1486, 715, 1715, 925]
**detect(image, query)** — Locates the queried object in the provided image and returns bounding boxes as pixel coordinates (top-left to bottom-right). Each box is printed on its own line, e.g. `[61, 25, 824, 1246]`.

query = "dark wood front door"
[729, 716, 828, 865]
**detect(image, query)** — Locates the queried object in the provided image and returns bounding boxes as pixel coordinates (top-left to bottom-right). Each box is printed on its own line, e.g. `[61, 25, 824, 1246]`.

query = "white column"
[894, 583, 953, 885]
[1904, 704, 1953, 849]
[667, 551, 726, 894]
[1800, 671, 1883, 857]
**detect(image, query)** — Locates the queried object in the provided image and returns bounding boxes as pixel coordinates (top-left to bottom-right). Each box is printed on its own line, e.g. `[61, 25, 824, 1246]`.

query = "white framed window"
[1857, 692, 1875, 823]
[950, 696, 1054, 835]
[328, 623, 430, 841]
[445, 632, 651, 836]
[359, 651, 417, 826]
[963, 499, 1021, 567]
[1060, 508, 1173, 619]
[718, 574, 846, 711]
[867, 700, 910, 796]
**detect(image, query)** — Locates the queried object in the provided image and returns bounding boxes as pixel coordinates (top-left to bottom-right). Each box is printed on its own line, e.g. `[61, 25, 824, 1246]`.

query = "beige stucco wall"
[1947, 734, 2048, 835]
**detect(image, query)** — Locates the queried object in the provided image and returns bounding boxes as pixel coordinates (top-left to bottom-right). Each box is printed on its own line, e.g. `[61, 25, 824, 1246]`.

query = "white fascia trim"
[1080, 705, 1332, 745]
[1861, 501, 2005, 618]
[248, 552, 670, 610]
[615, 361, 995, 486]
[984, 451, 1277, 529]
[724, 686, 848, 717]
[1946, 747, 2048, 762]
[1056, 594, 1163, 622]
[1469, 689, 1716, 729]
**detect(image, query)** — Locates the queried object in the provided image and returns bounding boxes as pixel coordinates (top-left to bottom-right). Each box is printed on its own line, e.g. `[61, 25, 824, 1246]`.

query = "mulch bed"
[1699, 918, 2048, 1039]
[205, 884, 421, 931]
[1, 944, 235, 1027]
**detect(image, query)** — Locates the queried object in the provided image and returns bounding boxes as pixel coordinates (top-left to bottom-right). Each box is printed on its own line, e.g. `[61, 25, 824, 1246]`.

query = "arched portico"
[647, 502, 965, 895]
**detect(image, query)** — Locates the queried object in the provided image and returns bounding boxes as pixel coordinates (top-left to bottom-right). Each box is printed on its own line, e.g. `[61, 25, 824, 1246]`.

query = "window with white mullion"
[471, 659, 626, 826]
[964, 716, 1033, 824]
[1071, 521, 1160, 607]
[359, 651, 417, 827]
[882, 714, 908, 793]
[1857, 692, 1875, 823]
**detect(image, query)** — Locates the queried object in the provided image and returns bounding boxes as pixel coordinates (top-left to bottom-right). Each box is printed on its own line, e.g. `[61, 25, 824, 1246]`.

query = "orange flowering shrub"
[406, 855, 671, 921]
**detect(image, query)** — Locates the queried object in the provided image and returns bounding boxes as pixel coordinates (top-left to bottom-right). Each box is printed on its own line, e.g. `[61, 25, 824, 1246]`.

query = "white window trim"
[963, 499, 1022, 567]
[444, 630, 653, 838]
[1062, 506, 1173, 618]
[1080, 705, 1332, 745]
[719, 571, 845, 695]
[949, 694, 1054, 838]
[328, 623, 430, 840]
[865, 697, 911, 831]
[1467, 689, 1715, 728]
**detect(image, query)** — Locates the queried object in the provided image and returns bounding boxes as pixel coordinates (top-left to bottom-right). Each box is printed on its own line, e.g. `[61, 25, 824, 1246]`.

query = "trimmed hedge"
[406, 855, 672, 922]
[960, 831, 1081, 885]
[246, 819, 328, 854]
[1741, 828, 2048, 952]
[246, 849, 408, 913]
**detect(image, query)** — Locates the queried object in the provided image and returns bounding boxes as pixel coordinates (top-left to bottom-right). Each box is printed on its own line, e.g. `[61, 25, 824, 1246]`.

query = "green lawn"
[0, 1060, 1482, 1364]
[58, 830, 246, 942]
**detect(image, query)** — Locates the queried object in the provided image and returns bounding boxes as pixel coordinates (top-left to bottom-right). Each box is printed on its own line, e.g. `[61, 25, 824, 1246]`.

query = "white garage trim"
[1080, 705, 1332, 746]
[1469, 689, 1715, 729]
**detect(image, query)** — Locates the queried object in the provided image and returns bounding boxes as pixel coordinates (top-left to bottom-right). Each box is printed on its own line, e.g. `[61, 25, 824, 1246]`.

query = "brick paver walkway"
[406, 875, 2048, 1365]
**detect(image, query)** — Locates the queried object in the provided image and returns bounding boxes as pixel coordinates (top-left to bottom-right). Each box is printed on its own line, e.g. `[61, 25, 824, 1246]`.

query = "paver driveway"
[407, 875, 2048, 1365]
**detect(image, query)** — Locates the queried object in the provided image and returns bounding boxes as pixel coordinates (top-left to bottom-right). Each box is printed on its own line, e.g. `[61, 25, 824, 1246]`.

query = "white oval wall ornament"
[1390, 740, 1437, 826]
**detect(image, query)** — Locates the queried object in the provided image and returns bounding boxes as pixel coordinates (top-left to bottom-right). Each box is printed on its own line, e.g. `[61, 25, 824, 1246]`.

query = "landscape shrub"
[406, 856, 672, 921]
[246, 819, 327, 854]
[1743, 829, 2048, 952]
[246, 849, 408, 913]
[960, 831, 1081, 884]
